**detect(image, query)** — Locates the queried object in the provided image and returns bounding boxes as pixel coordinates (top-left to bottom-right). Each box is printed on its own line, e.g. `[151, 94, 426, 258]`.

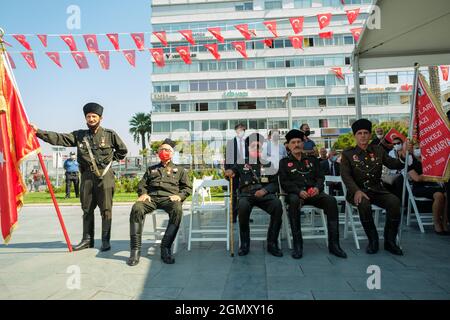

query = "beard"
[87, 122, 100, 131]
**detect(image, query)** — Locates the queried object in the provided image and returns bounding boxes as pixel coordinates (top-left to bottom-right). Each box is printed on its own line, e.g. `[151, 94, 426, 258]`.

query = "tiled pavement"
[0, 204, 449, 300]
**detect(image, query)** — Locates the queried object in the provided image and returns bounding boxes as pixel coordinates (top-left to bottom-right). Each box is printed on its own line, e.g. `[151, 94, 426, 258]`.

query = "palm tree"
[129, 112, 152, 166]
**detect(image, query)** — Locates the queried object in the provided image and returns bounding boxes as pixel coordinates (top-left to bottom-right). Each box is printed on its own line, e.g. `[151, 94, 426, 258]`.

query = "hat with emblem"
[83, 103, 104, 117]
[162, 138, 176, 149]
[285, 129, 305, 143]
[351, 118, 372, 135]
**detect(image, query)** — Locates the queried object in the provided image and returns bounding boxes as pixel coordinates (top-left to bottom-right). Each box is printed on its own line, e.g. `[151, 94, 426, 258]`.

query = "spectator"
[262, 129, 288, 167]
[383, 137, 407, 199]
[32, 169, 43, 192]
[318, 147, 328, 162]
[64, 152, 80, 199]
[320, 149, 343, 196]
[370, 127, 393, 153]
[299, 123, 319, 157]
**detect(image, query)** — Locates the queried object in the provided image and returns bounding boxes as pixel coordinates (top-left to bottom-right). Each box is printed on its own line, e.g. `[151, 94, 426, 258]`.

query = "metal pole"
[55, 150, 59, 187]
[286, 92, 293, 129]
[353, 53, 362, 120]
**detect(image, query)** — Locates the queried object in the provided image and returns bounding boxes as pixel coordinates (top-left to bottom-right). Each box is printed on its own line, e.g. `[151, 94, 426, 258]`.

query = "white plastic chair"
[202, 175, 214, 204]
[405, 181, 433, 233]
[324, 175, 346, 227]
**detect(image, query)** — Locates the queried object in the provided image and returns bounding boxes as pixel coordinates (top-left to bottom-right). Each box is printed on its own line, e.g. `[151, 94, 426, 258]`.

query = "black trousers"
[286, 192, 339, 222]
[65, 172, 79, 197]
[130, 196, 183, 227]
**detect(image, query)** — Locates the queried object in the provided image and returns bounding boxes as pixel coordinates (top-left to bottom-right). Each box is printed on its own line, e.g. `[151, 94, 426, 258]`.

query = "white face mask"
[393, 144, 402, 151]
[376, 134, 384, 139]
[236, 130, 245, 139]
[413, 149, 421, 158]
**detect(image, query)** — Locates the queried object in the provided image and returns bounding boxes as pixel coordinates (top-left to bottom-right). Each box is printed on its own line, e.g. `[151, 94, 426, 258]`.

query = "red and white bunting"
[346, 8, 360, 25]
[179, 30, 196, 45]
[319, 31, 334, 39]
[261, 38, 273, 47]
[289, 17, 304, 34]
[289, 36, 304, 49]
[6, 52, 16, 69]
[350, 27, 363, 42]
[176, 46, 192, 65]
[45, 52, 62, 68]
[440, 66, 449, 81]
[37, 35, 48, 47]
[13, 35, 32, 50]
[317, 13, 332, 29]
[153, 31, 168, 47]
[235, 24, 252, 40]
[204, 43, 220, 60]
[106, 33, 120, 50]
[232, 41, 248, 59]
[96, 51, 110, 70]
[83, 34, 99, 53]
[263, 21, 278, 38]
[207, 27, 224, 43]
[149, 48, 165, 67]
[331, 67, 345, 80]
[21, 52, 37, 69]
[71, 51, 89, 69]
[123, 50, 136, 67]
[131, 33, 145, 51]
[60, 35, 78, 51]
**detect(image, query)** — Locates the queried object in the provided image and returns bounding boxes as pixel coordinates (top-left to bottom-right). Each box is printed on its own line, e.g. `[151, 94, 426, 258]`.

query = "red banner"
[289, 36, 304, 49]
[261, 38, 273, 47]
[207, 27, 224, 43]
[232, 41, 248, 59]
[263, 21, 278, 38]
[317, 13, 332, 29]
[413, 73, 450, 182]
[21, 52, 37, 69]
[123, 50, 136, 67]
[204, 44, 221, 60]
[235, 24, 252, 40]
[384, 128, 407, 144]
[149, 48, 165, 67]
[179, 30, 196, 45]
[6, 53, 16, 69]
[83, 34, 99, 53]
[37, 35, 48, 47]
[45, 52, 62, 68]
[331, 67, 344, 80]
[289, 17, 304, 34]
[96, 51, 110, 70]
[319, 31, 334, 39]
[176, 46, 192, 64]
[12, 35, 32, 51]
[131, 33, 145, 51]
[106, 33, 120, 50]
[60, 35, 78, 51]
[350, 27, 363, 42]
[346, 8, 360, 25]
[441, 66, 449, 81]
[153, 31, 168, 47]
[71, 52, 89, 69]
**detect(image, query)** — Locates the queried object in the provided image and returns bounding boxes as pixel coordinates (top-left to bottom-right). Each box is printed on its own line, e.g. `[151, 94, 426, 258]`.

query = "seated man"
[279, 129, 347, 259]
[320, 149, 343, 197]
[127, 139, 192, 266]
[225, 133, 283, 257]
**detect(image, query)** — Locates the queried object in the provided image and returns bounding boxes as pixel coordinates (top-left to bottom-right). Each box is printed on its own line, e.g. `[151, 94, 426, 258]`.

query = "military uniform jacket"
[279, 154, 324, 195]
[36, 127, 128, 175]
[340, 144, 404, 200]
[137, 161, 192, 201]
[231, 160, 278, 195]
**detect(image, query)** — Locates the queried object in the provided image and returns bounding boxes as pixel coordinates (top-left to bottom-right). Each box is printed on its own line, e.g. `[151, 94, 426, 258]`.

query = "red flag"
[207, 27, 224, 43]
[346, 8, 360, 25]
[204, 44, 220, 60]
[83, 34, 99, 53]
[106, 33, 120, 50]
[289, 17, 304, 34]
[440, 66, 449, 81]
[350, 27, 363, 42]
[289, 36, 304, 49]
[6, 53, 16, 69]
[0, 55, 41, 243]
[263, 21, 278, 38]
[37, 35, 48, 47]
[331, 67, 345, 80]
[319, 31, 334, 39]
[131, 33, 145, 51]
[235, 24, 252, 40]
[413, 73, 450, 182]
[45, 52, 62, 68]
[123, 50, 136, 67]
[12, 35, 32, 51]
[179, 30, 196, 45]
[153, 31, 168, 47]
[261, 38, 273, 47]
[232, 41, 247, 59]
[71, 52, 89, 69]
[149, 48, 165, 67]
[401, 84, 413, 91]
[21, 52, 37, 69]
[384, 128, 407, 144]
[96, 51, 110, 70]
[61, 35, 77, 51]
[176, 46, 192, 65]
[317, 13, 332, 29]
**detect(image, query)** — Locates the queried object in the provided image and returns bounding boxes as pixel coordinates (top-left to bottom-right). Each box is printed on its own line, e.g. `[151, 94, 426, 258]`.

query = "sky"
[0, 0, 152, 156]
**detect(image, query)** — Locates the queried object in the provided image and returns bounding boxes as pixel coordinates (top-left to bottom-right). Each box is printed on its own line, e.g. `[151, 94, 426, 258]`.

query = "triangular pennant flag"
[176, 46, 192, 65]
[261, 38, 273, 47]
[317, 13, 332, 29]
[45, 52, 62, 68]
[83, 34, 99, 53]
[350, 27, 363, 42]
[106, 33, 120, 50]
[232, 41, 248, 59]
[331, 67, 345, 80]
[71, 52, 89, 69]
[289, 36, 304, 49]
[96, 51, 110, 70]
[131, 33, 145, 51]
[346, 8, 360, 25]
[6, 52, 16, 69]
[153, 31, 168, 47]
[204, 44, 220, 60]
[440, 66, 449, 81]
[21, 52, 37, 69]
[235, 24, 252, 40]
[12, 35, 32, 51]
[37, 35, 48, 47]
[61, 35, 78, 51]
[179, 30, 196, 45]
[207, 27, 224, 43]
[263, 21, 278, 38]
[123, 50, 136, 67]
[289, 17, 304, 34]
[319, 31, 334, 39]
[149, 48, 165, 67]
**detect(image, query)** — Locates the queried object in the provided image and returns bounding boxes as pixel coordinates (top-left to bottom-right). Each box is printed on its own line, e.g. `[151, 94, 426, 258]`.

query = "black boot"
[127, 221, 143, 266]
[289, 214, 303, 259]
[161, 224, 178, 264]
[361, 220, 379, 254]
[73, 213, 94, 251]
[100, 216, 112, 252]
[238, 230, 250, 256]
[267, 217, 283, 257]
[384, 219, 403, 256]
[327, 220, 347, 259]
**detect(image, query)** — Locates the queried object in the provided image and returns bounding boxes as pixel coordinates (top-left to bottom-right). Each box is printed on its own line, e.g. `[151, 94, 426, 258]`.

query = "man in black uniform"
[32, 103, 128, 252]
[127, 139, 192, 266]
[340, 119, 405, 255]
[279, 130, 347, 259]
[224, 133, 283, 257]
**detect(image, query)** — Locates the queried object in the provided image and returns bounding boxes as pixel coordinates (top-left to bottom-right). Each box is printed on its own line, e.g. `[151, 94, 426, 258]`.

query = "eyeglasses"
[159, 148, 173, 152]
[393, 142, 402, 146]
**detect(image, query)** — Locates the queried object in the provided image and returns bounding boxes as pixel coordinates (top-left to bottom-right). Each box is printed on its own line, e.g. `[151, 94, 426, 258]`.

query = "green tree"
[129, 112, 152, 151]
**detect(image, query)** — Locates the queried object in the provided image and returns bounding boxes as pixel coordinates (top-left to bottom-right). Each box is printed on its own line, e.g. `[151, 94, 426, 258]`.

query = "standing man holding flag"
[31, 103, 128, 252]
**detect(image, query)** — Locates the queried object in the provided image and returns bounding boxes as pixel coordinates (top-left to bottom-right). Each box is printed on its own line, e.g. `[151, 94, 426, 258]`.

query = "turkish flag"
[204, 44, 220, 60]
[6, 53, 16, 69]
[106, 33, 120, 50]
[346, 8, 360, 25]
[45, 52, 62, 68]
[96, 51, 110, 70]
[37, 35, 48, 47]
[384, 128, 407, 144]
[401, 84, 413, 91]
[21, 52, 37, 69]
[263, 21, 278, 38]
[331, 67, 345, 80]
[207, 27, 224, 43]
[261, 38, 273, 47]
[289, 36, 304, 49]
[319, 31, 334, 39]
[83, 34, 99, 53]
[71, 52, 89, 69]
[131, 33, 145, 51]
[123, 50, 136, 67]
[153, 31, 168, 47]
[179, 30, 196, 45]
[0, 54, 41, 243]
[232, 41, 248, 59]
[149, 48, 165, 67]
[235, 24, 252, 40]
[317, 13, 332, 29]
[12, 35, 32, 51]
[176, 46, 192, 65]
[350, 27, 363, 42]
[290, 17, 304, 34]
[60, 35, 78, 51]
[440, 66, 449, 81]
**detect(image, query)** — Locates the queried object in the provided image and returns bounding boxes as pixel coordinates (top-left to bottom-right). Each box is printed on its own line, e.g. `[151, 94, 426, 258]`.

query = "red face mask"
[158, 150, 172, 162]
[249, 150, 261, 159]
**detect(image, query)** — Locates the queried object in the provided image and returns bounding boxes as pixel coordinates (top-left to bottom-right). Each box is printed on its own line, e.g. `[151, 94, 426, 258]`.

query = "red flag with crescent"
[289, 17, 304, 34]
[263, 21, 278, 38]
[83, 34, 99, 53]
[106, 33, 120, 50]
[6, 53, 16, 69]
[71, 52, 89, 69]
[261, 38, 273, 47]
[12, 35, 32, 51]
[331, 67, 345, 80]
[346, 8, 360, 25]
[153, 31, 168, 47]
[289, 36, 304, 49]
[235, 24, 252, 40]
[176, 46, 192, 65]
[37, 35, 48, 47]
[21, 52, 37, 69]
[123, 50, 136, 67]
[441, 66, 449, 81]
[319, 31, 334, 39]
[232, 41, 248, 59]
[317, 13, 332, 29]
[384, 128, 407, 144]
[60, 35, 78, 51]
[45, 52, 62, 68]
[204, 44, 220, 60]
[179, 30, 196, 45]
[131, 33, 145, 51]
[350, 27, 363, 42]
[207, 27, 224, 43]
[149, 48, 165, 67]
[96, 51, 110, 70]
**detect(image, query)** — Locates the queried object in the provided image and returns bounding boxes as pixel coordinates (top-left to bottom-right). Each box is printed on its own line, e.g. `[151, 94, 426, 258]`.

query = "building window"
[389, 75, 399, 84]
[304, 37, 314, 48]
[345, 57, 351, 65]
[294, 0, 312, 8]
[196, 103, 208, 112]
[265, 0, 282, 10]
[348, 97, 356, 106]
[238, 101, 257, 110]
[319, 98, 327, 107]
[235, 2, 253, 11]
[171, 104, 180, 112]
[319, 119, 329, 128]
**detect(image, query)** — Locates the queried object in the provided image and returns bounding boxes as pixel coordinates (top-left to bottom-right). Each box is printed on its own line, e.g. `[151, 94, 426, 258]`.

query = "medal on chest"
[100, 136, 106, 148]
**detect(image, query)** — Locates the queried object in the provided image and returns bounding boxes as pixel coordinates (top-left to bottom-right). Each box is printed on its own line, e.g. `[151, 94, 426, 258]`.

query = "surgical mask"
[304, 130, 311, 137]
[376, 134, 384, 139]
[331, 156, 338, 162]
[236, 131, 245, 139]
[249, 150, 261, 159]
[70, 155, 76, 160]
[393, 144, 403, 151]
[413, 149, 421, 158]
[158, 150, 172, 162]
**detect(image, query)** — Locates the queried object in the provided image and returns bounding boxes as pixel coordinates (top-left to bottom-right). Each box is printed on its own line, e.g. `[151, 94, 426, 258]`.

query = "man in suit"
[320, 149, 343, 197]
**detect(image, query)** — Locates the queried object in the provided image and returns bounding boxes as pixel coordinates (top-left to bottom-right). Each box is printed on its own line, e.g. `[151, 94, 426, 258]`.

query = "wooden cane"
[230, 177, 235, 257]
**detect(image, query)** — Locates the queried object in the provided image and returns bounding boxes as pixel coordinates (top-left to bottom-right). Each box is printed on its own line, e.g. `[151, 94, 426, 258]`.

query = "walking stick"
[230, 177, 235, 257]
